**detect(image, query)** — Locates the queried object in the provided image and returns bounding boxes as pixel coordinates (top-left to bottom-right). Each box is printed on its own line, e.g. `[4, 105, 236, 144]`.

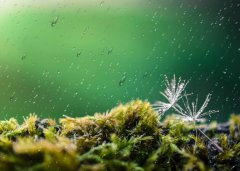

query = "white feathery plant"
[173, 94, 223, 153]
[152, 75, 188, 115]
[173, 94, 218, 123]
[154, 75, 224, 153]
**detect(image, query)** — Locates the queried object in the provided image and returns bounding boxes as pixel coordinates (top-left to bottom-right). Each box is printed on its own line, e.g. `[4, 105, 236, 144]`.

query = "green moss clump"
[0, 100, 239, 171]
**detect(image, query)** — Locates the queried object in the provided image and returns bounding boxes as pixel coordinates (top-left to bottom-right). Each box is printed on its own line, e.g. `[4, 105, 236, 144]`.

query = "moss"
[0, 100, 239, 170]
[0, 118, 19, 133]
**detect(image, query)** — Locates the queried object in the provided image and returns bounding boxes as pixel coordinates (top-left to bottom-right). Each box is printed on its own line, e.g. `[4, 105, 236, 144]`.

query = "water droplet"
[51, 16, 59, 27]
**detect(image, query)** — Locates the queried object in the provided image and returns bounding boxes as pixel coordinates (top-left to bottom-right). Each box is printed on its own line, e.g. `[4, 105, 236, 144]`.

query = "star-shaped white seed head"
[153, 75, 188, 115]
[173, 93, 219, 123]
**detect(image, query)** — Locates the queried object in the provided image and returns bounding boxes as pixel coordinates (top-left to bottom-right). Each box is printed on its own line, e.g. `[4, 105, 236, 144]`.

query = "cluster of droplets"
[154, 75, 224, 152]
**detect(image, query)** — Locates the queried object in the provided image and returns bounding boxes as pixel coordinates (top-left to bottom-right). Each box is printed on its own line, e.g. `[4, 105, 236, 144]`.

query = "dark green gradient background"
[0, 0, 239, 121]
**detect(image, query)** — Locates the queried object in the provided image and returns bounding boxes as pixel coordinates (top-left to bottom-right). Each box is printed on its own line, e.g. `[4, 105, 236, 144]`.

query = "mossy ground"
[0, 100, 239, 171]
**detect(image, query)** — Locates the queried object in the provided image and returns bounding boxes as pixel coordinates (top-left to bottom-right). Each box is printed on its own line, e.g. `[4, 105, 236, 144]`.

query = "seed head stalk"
[197, 127, 224, 153]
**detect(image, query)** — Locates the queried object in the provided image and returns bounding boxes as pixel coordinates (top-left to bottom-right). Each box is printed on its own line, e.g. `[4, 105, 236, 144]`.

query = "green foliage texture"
[0, 100, 239, 171]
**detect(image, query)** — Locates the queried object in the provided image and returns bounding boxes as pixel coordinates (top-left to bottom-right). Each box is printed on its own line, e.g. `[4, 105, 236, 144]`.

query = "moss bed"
[0, 100, 239, 171]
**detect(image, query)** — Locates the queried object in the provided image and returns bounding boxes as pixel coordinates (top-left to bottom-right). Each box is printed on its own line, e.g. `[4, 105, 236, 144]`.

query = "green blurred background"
[0, 0, 239, 121]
